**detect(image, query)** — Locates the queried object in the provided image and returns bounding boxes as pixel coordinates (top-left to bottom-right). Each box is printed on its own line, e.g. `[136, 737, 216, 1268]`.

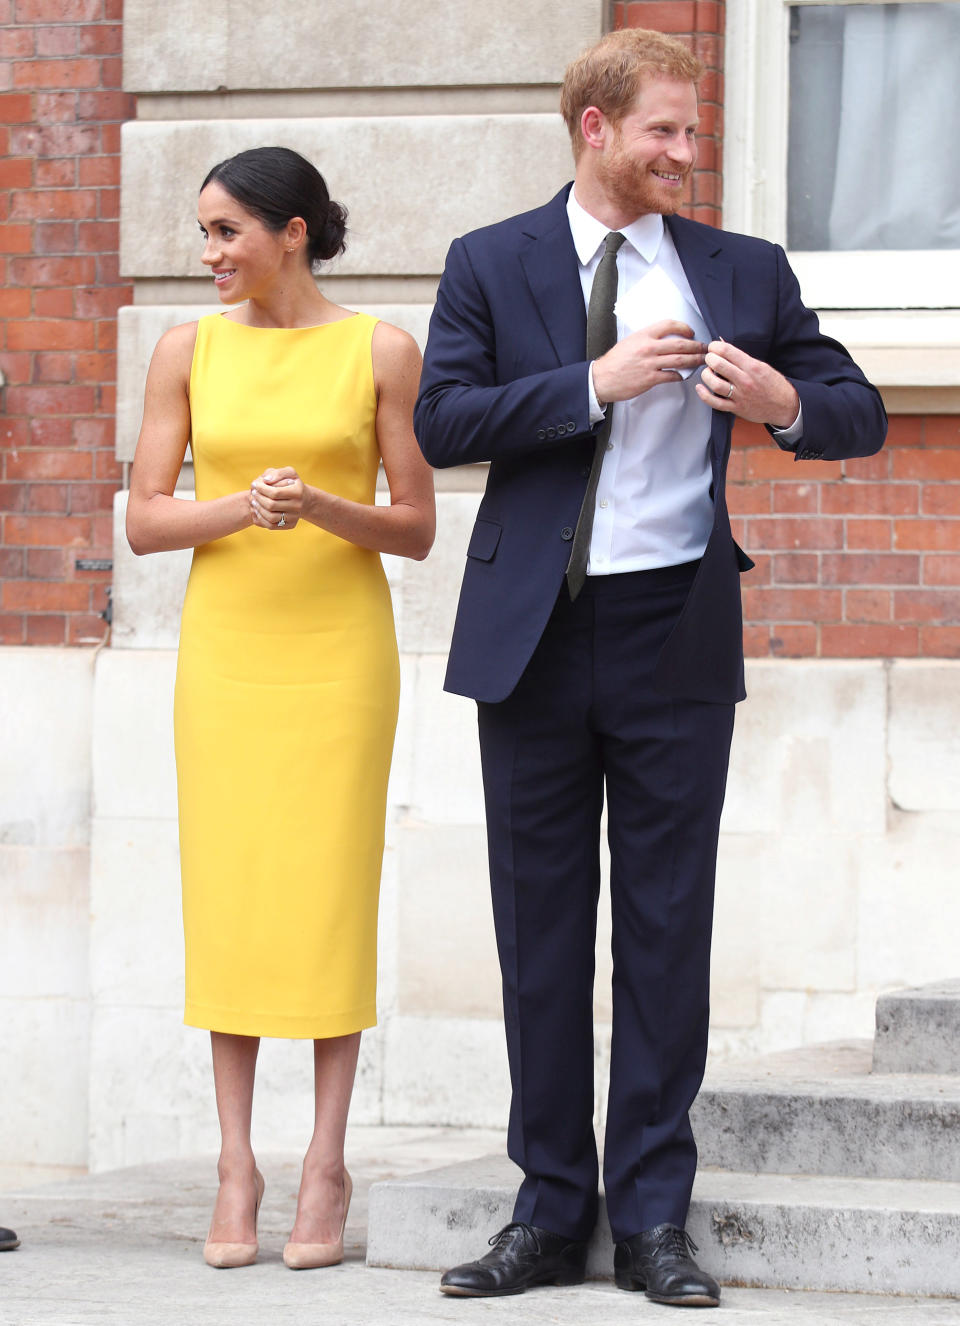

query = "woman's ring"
[277, 513, 286, 528]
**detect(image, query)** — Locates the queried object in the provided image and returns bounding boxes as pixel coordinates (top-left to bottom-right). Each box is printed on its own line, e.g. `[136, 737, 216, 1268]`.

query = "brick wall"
[0, 0, 133, 646]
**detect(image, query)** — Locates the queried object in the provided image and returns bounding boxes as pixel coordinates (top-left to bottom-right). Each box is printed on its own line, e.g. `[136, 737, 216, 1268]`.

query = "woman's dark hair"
[200, 146, 347, 269]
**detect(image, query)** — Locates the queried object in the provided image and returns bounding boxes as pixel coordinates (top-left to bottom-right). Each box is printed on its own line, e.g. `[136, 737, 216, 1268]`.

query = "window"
[724, 0, 960, 312]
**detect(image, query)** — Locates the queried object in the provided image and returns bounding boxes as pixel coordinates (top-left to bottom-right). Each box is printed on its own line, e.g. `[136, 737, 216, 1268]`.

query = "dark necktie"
[566, 230, 626, 599]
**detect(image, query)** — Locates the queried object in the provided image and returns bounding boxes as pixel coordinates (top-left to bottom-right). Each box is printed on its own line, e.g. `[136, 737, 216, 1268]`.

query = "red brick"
[892, 450, 960, 481]
[922, 484, 960, 516]
[0, 614, 26, 645]
[18, 123, 99, 157]
[0, 93, 33, 123]
[76, 90, 133, 121]
[7, 319, 94, 351]
[727, 482, 770, 515]
[843, 451, 890, 480]
[923, 555, 960, 586]
[24, 613, 66, 645]
[742, 624, 770, 655]
[100, 55, 122, 89]
[76, 220, 118, 254]
[0, 29, 35, 57]
[742, 587, 842, 622]
[11, 188, 98, 221]
[692, 34, 722, 68]
[769, 624, 818, 657]
[75, 285, 129, 318]
[0, 288, 31, 317]
[104, 0, 123, 16]
[25, 547, 66, 577]
[33, 287, 75, 317]
[5, 514, 92, 547]
[623, 2, 696, 33]
[0, 419, 30, 448]
[95, 251, 121, 282]
[73, 417, 113, 449]
[77, 24, 122, 55]
[2, 578, 89, 611]
[742, 552, 772, 585]
[29, 416, 74, 447]
[0, 351, 32, 384]
[894, 519, 960, 551]
[821, 553, 920, 586]
[771, 481, 819, 514]
[9, 254, 97, 286]
[6, 450, 93, 481]
[68, 613, 108, 645]
[34, 351, 73, 382]
[0, 157, 33, 188]
[36, 220, 77, 253]
[14, 59, 102, 90]
[0, 224, 33, 254]
[78, 156, 118, 187]
[97, 187, 120, 220]
[694, 0, 724, 33]
[75, 350, 116, 382]
[14, 0, 102, 18]
[0, 482, 27, 512]
[0, 548, 25, 577]
[96, 384, 116, 414]
[100, 122, 121, 154]
[35, 157, 76, 187]
[925, 418, 960, 447]
[773, 552, 818, 584]
[845, 590, 892, 623]
[69, 480, 117, 513]
[25, 482, 71, 513]
[35, 91, 78, 124]
[821, 482, 918, 516]
[821, 624, 919, 657]
[747, 517, 844, 550]
[6, 384, 97, 415]
[96, 318, 118, 351]
[893, 589, 960, 625]
[920, 627, 960, 657]
[742, 448, 826, 481]
[35, 26, 78, 57]
[846, 519, 892, 551]
[884, 416, 925, 446]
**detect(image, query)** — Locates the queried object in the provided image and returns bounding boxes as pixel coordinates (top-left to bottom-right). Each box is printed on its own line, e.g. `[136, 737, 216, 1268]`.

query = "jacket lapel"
[518, 186, 589, 367]
[666, 214, 733, 342]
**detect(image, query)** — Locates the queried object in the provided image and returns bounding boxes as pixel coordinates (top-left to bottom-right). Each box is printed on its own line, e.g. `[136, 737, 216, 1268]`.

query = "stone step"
[873, 980, 960, 1073]
[366, 1154, 960, 1297]
[691, 1040, 960, 1181]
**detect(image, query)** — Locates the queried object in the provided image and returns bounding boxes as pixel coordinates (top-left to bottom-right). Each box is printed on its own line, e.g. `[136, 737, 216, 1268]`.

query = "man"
[414, 29, 886, 1308]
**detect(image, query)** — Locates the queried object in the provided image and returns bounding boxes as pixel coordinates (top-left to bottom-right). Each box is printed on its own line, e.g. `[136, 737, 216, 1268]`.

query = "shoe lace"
[653, 1225, 699, 1260]
[488, 1222, 534, 1252]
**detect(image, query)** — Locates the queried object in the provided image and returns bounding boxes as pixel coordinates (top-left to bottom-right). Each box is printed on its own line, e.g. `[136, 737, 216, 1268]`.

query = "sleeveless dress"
[174, 311, 399, 1038]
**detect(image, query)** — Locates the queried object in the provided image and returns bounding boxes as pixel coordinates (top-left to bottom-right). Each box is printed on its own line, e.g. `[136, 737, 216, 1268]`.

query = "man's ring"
[725, 383, 735, 399]
[277, 513, 286, 528]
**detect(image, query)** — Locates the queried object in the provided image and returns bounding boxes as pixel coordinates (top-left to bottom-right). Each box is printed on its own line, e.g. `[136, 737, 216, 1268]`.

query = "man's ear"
[580, 106, 608, 151]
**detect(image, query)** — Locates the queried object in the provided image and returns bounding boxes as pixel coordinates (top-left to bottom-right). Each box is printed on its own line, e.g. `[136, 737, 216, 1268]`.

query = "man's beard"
[595, 141, 690, 217]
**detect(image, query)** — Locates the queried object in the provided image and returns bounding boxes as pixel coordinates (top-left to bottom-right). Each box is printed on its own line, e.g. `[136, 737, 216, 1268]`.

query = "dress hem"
[183, 1002, 377, 1039]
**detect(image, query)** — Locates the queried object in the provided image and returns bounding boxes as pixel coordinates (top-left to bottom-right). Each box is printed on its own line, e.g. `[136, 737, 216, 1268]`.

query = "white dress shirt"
[566, 190, 801, 576]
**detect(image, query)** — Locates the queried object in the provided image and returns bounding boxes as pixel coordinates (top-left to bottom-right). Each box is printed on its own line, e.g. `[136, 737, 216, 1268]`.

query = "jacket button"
[561, 526, 574, 541]
[536, 429, 546, 440]
[546, 426, 556, 439]
[567, 421, 576, 432]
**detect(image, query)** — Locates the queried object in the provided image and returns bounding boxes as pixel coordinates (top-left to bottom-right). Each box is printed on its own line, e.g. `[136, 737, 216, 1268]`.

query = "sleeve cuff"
[771, 403, 803, 452]
[588, 362, 606, 426]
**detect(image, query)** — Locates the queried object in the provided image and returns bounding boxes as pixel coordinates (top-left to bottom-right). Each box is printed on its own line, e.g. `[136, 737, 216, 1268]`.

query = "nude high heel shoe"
[203, 1168, 265, 1268]
[283, 1170, 352, 1270]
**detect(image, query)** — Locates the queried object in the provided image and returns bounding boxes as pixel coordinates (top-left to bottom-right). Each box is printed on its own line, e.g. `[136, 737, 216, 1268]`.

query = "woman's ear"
[284, 216, 308, 254]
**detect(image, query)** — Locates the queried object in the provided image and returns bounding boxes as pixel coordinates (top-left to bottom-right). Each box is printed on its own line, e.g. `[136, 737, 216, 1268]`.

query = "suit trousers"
[476, 561, 735, 1243]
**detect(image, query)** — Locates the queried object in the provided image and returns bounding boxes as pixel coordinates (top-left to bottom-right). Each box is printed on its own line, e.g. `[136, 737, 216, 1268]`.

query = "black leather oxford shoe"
[0, 1226, 19, 1251]
[440, 1221, 588, 1297]
[614, 1223, 720, 1306]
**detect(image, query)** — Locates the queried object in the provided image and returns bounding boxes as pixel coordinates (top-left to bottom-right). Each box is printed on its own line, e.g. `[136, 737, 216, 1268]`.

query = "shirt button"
[561, 526, 574, 541]
[599, 499, 608, 508]
[606, 441, 614, 451]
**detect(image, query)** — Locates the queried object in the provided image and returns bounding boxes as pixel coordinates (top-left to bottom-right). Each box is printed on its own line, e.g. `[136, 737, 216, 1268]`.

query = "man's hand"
[592, 319, 706, 404]
[696, 340, 800, 428]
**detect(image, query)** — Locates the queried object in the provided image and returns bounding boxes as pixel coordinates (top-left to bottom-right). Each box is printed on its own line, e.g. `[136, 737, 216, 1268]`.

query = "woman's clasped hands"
[250, 467, 302, 530]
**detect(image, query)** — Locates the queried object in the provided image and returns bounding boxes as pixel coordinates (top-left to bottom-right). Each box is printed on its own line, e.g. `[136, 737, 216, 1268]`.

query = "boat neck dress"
[174, 310, 399, 1039]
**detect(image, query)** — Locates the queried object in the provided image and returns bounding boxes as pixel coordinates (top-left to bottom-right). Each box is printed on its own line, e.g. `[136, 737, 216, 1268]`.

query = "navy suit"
[415, 184, 886, 1241]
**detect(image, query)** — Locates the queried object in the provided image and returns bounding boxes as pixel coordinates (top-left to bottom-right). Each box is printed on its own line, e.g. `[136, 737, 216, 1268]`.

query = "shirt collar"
[566, 187, 665, 267]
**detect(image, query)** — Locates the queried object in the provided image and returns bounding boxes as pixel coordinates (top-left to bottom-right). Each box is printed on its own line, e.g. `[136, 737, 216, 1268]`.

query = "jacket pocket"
[466, 518, 502, 562]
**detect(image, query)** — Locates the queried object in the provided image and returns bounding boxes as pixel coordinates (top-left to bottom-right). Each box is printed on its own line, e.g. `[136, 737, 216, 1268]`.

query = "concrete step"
[691, 1040, 960, 1181]
[873, 980, 960, 1073]
[366, 1153, 960, 1297]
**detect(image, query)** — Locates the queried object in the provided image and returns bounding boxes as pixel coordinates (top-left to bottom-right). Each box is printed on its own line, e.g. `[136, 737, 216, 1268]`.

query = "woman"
[126, 147, 435, 1270]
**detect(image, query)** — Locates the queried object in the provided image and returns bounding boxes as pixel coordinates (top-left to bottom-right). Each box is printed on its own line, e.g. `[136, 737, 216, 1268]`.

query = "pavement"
[2, 1126, 960, 1326]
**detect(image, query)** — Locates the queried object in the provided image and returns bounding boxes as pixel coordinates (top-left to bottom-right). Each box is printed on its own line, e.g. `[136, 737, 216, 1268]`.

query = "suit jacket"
[414, 185, 887, 705]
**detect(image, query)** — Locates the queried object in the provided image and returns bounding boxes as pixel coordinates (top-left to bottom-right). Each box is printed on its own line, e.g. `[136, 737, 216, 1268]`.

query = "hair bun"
[312, 200, 348, 263]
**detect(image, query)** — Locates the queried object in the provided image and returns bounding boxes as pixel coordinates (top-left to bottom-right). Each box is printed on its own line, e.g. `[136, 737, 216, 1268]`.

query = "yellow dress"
[174, 312, 399, 1038]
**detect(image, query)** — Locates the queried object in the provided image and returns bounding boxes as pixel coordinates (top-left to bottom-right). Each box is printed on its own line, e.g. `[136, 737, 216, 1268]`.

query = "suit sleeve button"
[561, 526, 574, 541]
[546, 427, 556, 439]
[536, 429, 546, 440]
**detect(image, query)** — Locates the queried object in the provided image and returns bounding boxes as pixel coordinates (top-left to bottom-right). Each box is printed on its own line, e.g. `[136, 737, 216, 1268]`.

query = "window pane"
[788, 2, 960, 250]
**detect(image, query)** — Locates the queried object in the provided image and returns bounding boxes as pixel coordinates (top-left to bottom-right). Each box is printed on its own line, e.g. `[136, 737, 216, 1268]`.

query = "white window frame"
[723, 0, 960, 313]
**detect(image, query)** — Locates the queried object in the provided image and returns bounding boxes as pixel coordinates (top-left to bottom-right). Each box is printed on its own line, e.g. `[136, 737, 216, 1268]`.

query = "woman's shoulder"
[371, 318, 421, 367]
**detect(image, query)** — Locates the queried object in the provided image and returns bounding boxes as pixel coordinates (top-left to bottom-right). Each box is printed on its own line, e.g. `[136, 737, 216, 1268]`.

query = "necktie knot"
[603, 231, 626, 258]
